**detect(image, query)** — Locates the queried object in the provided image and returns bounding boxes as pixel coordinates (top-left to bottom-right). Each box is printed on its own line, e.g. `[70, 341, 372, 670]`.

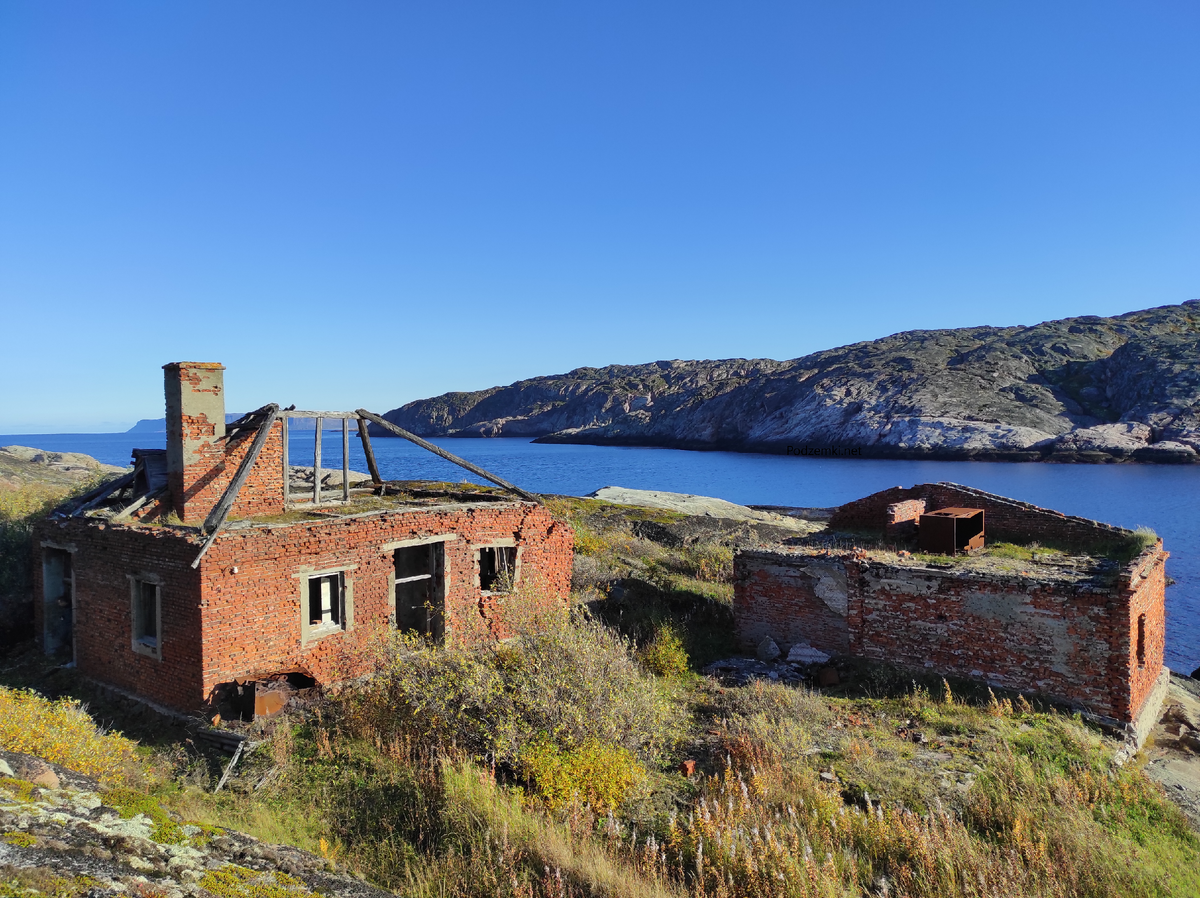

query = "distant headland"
[374, 301, 1200, 463]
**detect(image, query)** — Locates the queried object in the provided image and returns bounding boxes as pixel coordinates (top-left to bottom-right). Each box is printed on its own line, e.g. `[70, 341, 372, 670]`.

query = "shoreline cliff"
[375, 301, 1200, 464]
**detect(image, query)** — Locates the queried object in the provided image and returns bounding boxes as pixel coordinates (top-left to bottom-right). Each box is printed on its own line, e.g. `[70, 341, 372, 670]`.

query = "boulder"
[786, 643, 831, 665]
[756, 637, 781, 662]
[10, 755, 60, 789]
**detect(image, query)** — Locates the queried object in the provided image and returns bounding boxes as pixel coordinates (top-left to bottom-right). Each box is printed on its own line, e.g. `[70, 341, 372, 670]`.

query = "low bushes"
[520, 738, 646, 812]
[341, 614, 685, 773]
[0, 685, 140, 787]
[637, 624, 690, 679]
[0, 482, 73, 600]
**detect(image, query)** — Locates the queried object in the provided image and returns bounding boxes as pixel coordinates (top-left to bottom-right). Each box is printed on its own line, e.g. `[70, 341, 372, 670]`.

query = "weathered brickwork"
[33, 523, 204, 711]
[34, 502, 572, 712]
[197, 502, 572, 702]
[885, 499, 926, 538]
[161, 362, 286, 524]
[1122, 546, 1168, 722]
[830, 482, 1131, 550]
[733, 556, 849, 656]
[736, 484, 1168, 725]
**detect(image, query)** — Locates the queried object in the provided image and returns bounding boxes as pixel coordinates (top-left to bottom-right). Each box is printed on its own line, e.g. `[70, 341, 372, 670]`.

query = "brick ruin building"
[33, 362, 573, 715]
[734, 482, 1170, 742]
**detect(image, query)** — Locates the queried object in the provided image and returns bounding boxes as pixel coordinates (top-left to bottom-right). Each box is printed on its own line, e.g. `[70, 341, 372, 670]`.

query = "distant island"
[127, 414, 340, 433]
[375, 300, 1200, 463]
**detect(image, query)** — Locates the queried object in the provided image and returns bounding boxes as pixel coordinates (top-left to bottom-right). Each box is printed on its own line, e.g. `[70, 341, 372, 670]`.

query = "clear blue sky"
[1, 2, 1197, 432]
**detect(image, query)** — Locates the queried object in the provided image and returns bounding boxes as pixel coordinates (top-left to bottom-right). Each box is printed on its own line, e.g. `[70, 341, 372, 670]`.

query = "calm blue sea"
[7, 430, 1199, 673]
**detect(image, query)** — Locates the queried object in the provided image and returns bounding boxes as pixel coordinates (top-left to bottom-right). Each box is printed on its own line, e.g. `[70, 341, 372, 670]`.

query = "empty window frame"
[479, 546, 518, 593]
[308, 573, 344, 629]
[394, 542, 445, 640]
[1136, 613, 1147, 669]
[129, 576, 162, 659]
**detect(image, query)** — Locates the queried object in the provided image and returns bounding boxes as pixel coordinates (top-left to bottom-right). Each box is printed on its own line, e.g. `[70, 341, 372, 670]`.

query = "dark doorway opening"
[42, 549, 73, 660]
[395, 543, 445, 641]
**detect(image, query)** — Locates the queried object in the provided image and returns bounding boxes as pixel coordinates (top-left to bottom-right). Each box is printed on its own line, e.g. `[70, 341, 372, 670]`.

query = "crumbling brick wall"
[32, 522, 205, 711]
[33, 502, 572, 713]
[844, 557, 1167, 722]
[196, 501, 571, 705]
[885, 499, 926, 538]
[734, 546, 1167, 723]
[829, 482, 1131, 550]
[734, 552, 849, 656]
[156, 422, 285, 525]
[734, 482, 1169, 724]
[1121, 543, 1168, 722]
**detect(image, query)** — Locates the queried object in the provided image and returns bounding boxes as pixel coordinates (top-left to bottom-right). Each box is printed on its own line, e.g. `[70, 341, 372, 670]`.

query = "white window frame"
[295, 566, 355, 645]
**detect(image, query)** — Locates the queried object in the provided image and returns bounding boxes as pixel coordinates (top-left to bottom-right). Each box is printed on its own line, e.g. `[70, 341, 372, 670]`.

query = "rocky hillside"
[0, 447, 124, 490]
[377, 301, 1200, 462]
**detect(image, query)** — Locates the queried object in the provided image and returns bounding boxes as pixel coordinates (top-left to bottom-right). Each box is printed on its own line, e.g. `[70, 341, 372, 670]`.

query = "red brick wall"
[196, 502, 571, 706]
[1121, 543, 1168, 722]
[32, 521, 205, 711]
[33, 502, 571, 713]
[885, 499, 925, 538]
[170, 422, 286, 524]
[830, 482, 1131, 551]
[734, 552, 849, 655]
[732, 541, 1168, 724]
[846, 561, 1134, 720]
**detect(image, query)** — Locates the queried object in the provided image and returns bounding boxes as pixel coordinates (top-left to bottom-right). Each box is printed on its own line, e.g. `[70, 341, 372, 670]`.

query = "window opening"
[1136, 614, 1146, 669]
[395, 543, 444, 641]
[479, 546, 517, 593]
[135, 580, 159, 646]
[308, 573, 343, 628]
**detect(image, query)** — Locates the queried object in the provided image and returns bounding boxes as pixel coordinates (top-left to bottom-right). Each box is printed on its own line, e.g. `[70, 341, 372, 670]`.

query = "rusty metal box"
[918, 507, 985, 555]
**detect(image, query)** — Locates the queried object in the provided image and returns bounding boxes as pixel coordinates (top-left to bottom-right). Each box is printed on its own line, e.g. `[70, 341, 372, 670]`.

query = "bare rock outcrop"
[0, 748, 388, 898]
[0, 446, 125, 490]
[375, 300, 1200, 463]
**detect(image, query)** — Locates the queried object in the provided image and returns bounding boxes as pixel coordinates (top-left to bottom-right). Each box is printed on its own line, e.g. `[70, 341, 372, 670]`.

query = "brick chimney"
[164, 362, 226, 522]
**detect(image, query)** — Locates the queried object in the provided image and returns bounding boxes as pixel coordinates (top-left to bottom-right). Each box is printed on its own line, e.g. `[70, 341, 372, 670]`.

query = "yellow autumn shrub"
[519, 737, 646, 812]
[0, 686, 139, 786]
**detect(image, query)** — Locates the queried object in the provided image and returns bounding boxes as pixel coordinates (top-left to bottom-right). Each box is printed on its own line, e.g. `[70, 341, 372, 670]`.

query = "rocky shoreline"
[377, 300, 1200, 464]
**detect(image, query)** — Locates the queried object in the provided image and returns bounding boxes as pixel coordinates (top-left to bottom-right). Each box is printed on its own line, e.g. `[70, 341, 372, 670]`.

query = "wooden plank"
[355, 409, 541, 504]
[110, 487, 166, 522]
[191, 405, 280, 569]
[70, 471, 136, 517]
[314, 417, 322, 506]
[342, 418, 350, 502]
[357, 417, 383, 485]
[280, 410, 360, 419]
[214, 739, 245, 792]
[282, 415, 290, 506]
